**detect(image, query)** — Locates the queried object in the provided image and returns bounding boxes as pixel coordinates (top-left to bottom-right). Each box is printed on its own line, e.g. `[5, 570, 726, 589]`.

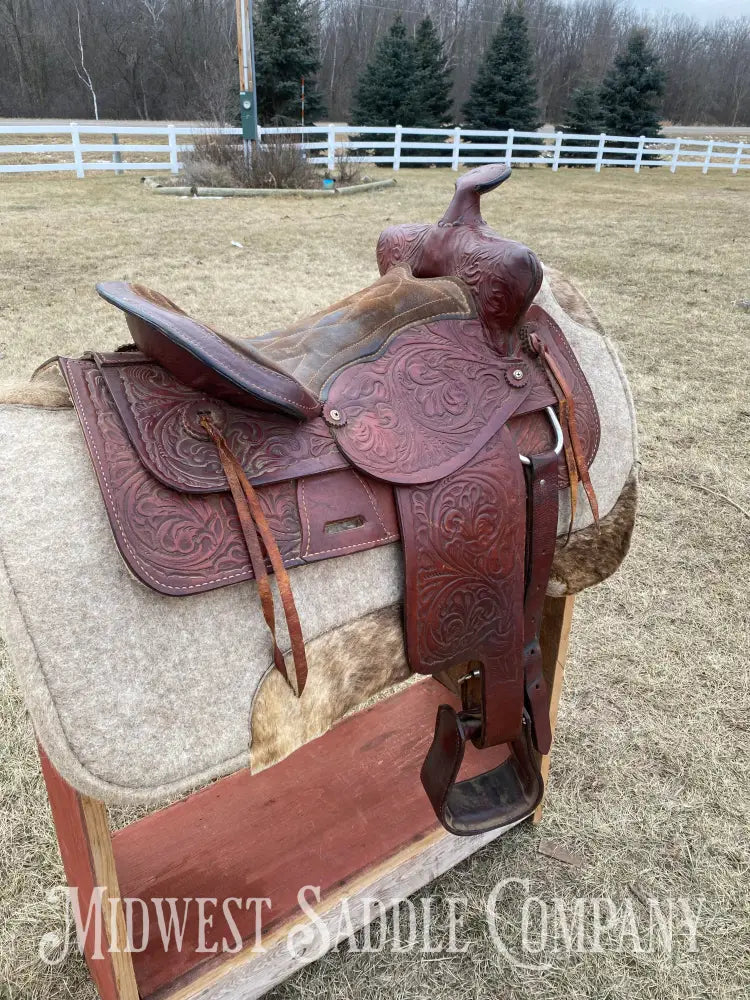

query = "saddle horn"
[439, 163, 512, 227]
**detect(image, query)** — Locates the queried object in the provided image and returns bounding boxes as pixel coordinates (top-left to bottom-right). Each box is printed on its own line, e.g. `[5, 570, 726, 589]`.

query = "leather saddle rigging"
[60, 164, 600, 835]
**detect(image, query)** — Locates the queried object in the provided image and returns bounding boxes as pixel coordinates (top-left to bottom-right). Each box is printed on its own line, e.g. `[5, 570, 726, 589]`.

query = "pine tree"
[559, 83, 605, 160]
[599, 29, 665, 137]
[253, 0, 325, 124]
[462, 2, 540, 132]
[408, 17, 453, 128]
[351, 17, 417, 127]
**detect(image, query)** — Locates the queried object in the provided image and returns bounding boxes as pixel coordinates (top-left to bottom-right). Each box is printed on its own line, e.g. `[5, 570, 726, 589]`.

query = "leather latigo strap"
[94, 353, 347, 494]
[419, 446, 560, 835]
[522, 451, 559, 756]
[522, 306, 600, 533]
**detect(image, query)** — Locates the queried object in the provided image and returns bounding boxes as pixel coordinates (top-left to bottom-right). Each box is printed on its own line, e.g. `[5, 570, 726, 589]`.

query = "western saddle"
[59, 164, 600, 836]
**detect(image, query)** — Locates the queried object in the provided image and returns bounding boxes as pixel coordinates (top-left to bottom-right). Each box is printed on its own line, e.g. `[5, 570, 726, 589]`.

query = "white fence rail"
[1, 122, 748, 176]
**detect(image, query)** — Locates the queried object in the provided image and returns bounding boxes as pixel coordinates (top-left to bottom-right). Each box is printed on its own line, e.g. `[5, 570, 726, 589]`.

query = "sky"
[632, 0, 748, 19]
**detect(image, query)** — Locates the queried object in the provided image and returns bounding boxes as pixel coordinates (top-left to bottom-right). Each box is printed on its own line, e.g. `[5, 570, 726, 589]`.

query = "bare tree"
[0, 0, 748, 126]
[71, 5, 99, 119]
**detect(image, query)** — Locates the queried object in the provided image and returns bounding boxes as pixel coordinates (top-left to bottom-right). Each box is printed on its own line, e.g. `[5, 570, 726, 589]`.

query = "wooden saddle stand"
[40, 165, 605, 999]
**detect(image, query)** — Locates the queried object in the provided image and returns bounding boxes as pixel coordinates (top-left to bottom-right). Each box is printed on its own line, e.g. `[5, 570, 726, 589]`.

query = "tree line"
[1, 0, 748, 128]
[348, 4, 663, 142]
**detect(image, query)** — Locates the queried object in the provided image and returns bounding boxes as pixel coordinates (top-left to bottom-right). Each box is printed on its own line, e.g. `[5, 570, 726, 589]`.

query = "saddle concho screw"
[325, 405, 346, 427]
[506, 366, 528, 388]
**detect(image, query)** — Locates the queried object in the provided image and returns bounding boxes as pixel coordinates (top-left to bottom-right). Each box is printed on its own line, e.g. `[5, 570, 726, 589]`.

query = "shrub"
[181, 131, 320, 189]
[335, 148, 364, 185]
[248, 133, 321, 189]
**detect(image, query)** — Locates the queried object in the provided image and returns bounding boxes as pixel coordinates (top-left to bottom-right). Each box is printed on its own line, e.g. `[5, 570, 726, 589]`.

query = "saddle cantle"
[60, 164, 601, 836]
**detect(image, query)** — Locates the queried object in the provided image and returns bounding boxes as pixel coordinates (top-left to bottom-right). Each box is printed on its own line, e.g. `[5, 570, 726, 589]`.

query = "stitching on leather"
[298, 472, 398, 557]
[299, 478, 312, 557]
[305, 278, 473, 385]
[355, 472, 390, 533]
[304, 533, 400, 557]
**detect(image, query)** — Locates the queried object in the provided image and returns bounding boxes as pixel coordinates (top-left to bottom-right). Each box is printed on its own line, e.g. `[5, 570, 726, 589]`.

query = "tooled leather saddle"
[59, 165, 600, 836]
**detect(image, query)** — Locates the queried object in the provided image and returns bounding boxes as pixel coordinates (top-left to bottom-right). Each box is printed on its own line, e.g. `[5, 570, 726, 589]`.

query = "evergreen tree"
[253, 0, 325, 124]
[408, 17, 453, 128]
[462, 2, 540, 132]
[599, 29, 665, 137]
[351, 17, 417, 126]
[559, 83, 605, 160]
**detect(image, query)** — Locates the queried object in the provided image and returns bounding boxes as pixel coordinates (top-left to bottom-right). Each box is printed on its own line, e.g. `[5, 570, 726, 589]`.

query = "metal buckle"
[457, 668, 482, 718]
[519, 406, 563, 466]
[457, 668, 481, 687]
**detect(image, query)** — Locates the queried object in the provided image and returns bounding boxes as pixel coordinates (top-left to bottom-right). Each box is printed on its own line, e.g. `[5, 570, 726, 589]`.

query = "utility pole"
[236, 0, 258, 150]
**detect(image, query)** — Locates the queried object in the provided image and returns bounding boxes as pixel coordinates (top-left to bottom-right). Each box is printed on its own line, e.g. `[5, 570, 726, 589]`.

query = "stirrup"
[421, 707, 543, 836]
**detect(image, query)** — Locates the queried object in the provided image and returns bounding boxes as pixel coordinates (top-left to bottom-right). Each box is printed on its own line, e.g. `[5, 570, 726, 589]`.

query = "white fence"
[1, 121, 748, 176]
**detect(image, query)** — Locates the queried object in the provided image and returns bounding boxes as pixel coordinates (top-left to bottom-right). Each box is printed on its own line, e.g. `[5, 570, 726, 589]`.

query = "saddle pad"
[0, 403, 407, 804]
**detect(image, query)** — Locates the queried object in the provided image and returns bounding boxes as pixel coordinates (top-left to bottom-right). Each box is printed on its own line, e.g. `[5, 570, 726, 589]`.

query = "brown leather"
[396, 427, 527, 749]
[325, 317, 535, 484]
[59, 343, 596, 601]
[63, 166, 605, 837]
[96, 281, 323, 419]
[440, 164, 512, 226]
[522, 451, 559, 755]
[511, 304, 601, 490]
[96, 268, 474, 418]
[297, 470, 398, 561]
[419, 447, 559, 833]
[377, 163, 542, 345]
[95, 352, 346, 493]
[523, 307, 601, 530]
[201, 417, 309, 696]
[420, 707, 543, 836]
[252, 267, 475, 396]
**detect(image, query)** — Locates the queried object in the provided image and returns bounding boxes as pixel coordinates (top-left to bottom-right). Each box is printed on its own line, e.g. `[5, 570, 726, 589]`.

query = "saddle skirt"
[57, 165, 609, 836]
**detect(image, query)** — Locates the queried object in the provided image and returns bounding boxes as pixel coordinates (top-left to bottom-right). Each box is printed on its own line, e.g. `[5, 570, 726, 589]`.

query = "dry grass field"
[0, 166, 748, 999]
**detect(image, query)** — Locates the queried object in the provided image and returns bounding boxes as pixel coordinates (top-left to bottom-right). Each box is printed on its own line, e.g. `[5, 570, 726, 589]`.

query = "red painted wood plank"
[39, 747, 124, 1000]
[113, 678, 509, 996]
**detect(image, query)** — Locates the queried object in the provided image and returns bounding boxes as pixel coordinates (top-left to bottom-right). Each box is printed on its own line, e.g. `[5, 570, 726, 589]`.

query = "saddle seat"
[97, 267, 476, 420]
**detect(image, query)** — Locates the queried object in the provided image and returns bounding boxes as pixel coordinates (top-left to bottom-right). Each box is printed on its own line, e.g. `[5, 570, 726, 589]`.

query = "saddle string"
[206, 430, 290, 686]
[527, 331, 600, 537]
[200, 417, 309, 697]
